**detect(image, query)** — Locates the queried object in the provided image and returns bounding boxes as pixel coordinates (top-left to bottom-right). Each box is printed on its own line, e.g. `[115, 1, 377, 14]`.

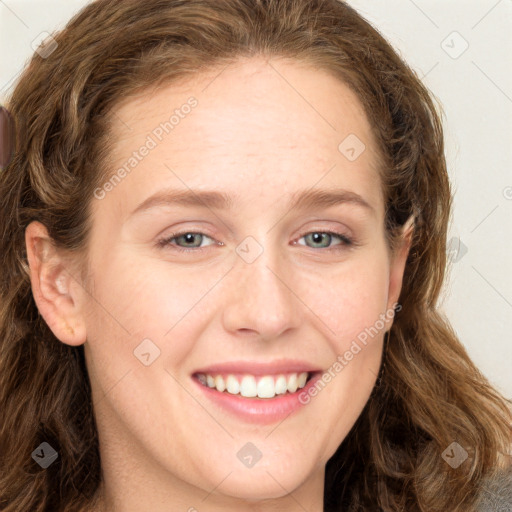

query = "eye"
[295, 230, 354, 251]
[157, 231, 218, 253]
[157, 229, 354, 253]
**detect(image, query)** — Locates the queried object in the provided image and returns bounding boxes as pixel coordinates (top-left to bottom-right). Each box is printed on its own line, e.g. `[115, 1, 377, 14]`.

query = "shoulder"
[473, 464, 512, 512]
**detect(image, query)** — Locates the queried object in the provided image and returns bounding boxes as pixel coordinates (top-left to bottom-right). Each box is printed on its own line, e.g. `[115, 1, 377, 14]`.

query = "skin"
[26, 56, 413, 512]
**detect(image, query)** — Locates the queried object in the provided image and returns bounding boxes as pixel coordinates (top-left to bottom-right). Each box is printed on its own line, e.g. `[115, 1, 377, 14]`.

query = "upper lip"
[192, 359, 322, 376]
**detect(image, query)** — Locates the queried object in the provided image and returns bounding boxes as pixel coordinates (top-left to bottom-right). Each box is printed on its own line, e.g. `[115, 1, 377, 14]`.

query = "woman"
[0, 0, 511, 510]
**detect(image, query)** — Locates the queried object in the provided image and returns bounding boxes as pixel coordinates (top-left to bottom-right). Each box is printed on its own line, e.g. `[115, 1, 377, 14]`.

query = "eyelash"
[156, 230, 356, 254]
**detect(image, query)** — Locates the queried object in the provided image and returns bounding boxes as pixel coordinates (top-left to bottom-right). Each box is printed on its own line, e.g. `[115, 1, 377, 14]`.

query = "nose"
[221, 243, 303, 342]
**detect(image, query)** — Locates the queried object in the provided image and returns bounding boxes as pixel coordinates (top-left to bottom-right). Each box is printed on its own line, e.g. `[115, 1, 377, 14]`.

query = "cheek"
[86, 247, 211, 330]
[82, 248, 216, 374]
[293, 255, 390, 454]
[295, 253, 391, 350]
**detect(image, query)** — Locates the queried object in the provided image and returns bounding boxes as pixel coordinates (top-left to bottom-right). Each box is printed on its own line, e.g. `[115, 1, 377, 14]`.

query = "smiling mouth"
[193, 371, 316, 399]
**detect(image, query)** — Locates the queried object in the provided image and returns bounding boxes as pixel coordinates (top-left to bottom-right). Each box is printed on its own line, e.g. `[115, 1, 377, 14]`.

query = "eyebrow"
[129, 187, 375, 217]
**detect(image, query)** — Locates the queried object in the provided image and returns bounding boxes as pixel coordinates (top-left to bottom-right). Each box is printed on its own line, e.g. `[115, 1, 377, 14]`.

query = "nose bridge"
[222, 235, 302, 339]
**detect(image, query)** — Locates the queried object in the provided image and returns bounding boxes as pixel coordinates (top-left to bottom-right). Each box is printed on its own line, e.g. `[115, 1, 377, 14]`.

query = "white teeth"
[297, 372, 308, 388]
[239, 375, 257, 397]
[257, 376, 275, 398]
[198, 371, 310, 398]
[287, 373, 298, 393]
[275, 375, 288, 395]
[214, 375, 225, 392]
[226, 375, 240, 395]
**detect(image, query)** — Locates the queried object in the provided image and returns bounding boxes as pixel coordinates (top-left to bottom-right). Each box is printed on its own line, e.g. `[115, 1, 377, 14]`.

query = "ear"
[386, 214, 415, 326]
[25, 221, 87, 346]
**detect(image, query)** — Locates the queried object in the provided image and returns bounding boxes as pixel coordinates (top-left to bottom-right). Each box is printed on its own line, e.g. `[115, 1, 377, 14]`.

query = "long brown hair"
[1, 1, 510, 510]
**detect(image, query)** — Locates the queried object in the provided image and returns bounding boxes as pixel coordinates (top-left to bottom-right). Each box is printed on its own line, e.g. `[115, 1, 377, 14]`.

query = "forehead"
[100, 57, 384, 219]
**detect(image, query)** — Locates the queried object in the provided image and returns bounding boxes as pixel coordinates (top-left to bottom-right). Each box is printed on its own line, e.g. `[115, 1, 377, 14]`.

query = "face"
[27, 56, 411, 511]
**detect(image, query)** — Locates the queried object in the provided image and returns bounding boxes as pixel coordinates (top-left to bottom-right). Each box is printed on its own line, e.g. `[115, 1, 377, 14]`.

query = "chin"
[207, 460, 315, 501]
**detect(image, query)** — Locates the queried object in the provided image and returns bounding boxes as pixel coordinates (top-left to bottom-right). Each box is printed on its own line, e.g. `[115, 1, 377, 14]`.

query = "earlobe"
[25, 221, 87, 346]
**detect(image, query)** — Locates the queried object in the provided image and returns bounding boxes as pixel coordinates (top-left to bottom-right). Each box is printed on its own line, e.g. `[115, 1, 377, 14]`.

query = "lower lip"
[192, 372, 322, 425]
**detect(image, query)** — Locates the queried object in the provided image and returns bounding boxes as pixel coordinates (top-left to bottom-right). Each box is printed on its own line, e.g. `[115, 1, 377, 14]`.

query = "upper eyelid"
[160, 221, 353, 240]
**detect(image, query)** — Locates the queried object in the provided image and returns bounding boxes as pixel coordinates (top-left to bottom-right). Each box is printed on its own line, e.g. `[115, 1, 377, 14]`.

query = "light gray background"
[1, 1, 511, 397]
